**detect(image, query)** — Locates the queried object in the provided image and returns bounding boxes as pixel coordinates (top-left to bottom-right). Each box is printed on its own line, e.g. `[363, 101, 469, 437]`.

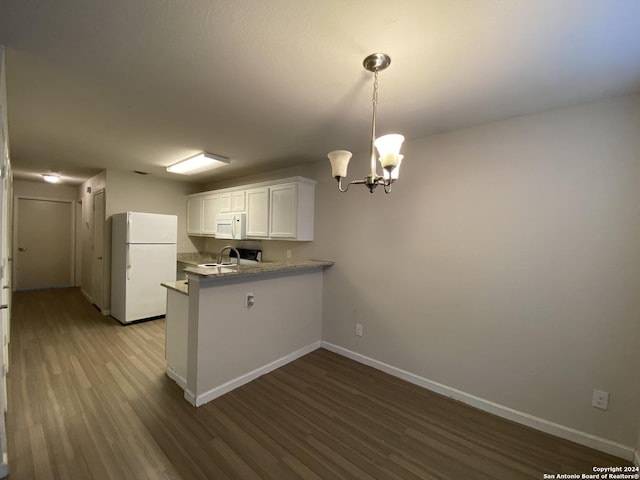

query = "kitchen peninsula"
[162, 259, 333, 407]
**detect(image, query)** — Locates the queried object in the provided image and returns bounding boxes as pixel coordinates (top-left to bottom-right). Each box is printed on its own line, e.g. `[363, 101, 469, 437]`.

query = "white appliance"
[111, 212, 177, 324]
[215, 213, 247, 240]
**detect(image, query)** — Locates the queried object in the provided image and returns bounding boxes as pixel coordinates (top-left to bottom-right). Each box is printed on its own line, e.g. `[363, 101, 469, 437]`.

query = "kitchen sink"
[197, 263, 237, 274]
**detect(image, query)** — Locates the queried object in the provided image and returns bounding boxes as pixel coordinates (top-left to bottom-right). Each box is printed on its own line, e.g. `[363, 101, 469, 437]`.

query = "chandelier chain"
[372, 70, 379, 108]
[370, 69, 380, 152]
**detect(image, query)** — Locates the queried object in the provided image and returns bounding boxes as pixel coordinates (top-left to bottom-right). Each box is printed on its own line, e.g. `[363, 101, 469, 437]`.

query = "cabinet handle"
[0, 305, 7, 310]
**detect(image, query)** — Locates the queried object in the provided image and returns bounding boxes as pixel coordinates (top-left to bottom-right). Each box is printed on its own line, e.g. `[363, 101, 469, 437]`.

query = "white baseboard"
[184, 388, 196, 406]
[165, 366, 187, 390]
[79, 289, 110, 316]
[185, 341, 322, 407]
[80, 289, 92, 304]
[634, 449, 639, 467]
[322, 342, 635, 462]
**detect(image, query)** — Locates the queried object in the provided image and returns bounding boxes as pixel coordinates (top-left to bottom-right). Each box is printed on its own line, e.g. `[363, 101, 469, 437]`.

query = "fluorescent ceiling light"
[42, 173, 60, 184]
[166, 152, 230, 175]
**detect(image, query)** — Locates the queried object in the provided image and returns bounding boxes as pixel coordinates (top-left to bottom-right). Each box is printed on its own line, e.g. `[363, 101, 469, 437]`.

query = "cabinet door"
[218, 193, 232, 213]
[165, 289, 189, 385]
[269, 183, 297, 238]
[202, 195, 220, 235]
[231, 191, 246, 212]
[246, 187, 269, 238]
[186, 197, 203, 235]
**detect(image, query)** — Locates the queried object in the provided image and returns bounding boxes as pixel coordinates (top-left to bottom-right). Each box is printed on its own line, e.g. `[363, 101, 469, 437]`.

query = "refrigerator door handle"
[126, 245, 131, 280]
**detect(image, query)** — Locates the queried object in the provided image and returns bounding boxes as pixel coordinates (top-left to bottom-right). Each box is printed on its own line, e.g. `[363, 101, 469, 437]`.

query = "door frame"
[91, 189, 107, 313]
[13, 195, 76, 291]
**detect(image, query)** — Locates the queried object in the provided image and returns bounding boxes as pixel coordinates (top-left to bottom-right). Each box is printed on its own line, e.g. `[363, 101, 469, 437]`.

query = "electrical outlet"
[286, 249, 292, 259]
[246, 293, 255, 308]
[355, 323, 363, 337]
[592, 389, 609, 410]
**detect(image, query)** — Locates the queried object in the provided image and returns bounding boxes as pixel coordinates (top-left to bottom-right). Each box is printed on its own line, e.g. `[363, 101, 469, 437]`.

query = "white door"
[91, 190, 105, 310]
[1, 50, 11, 477]
[125, 243, 176, 322]
[0, 122, 10, 417]
[15, 198, 74, 290]
[0, 163, 11, 369]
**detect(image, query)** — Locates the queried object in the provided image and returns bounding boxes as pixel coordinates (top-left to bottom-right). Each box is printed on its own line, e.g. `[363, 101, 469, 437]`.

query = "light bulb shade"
[375, 134, 405, 169]
[327, 150, 352, 178]
[383, 155, 403, 181]
[42, 173, 60, 184]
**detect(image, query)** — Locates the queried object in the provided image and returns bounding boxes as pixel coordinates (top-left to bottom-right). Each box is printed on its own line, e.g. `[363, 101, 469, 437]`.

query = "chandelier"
[327, 53, 404, 194]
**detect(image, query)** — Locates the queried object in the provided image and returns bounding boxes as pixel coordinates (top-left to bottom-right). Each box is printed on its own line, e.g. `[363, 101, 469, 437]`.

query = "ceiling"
[1, 0, 640, 185]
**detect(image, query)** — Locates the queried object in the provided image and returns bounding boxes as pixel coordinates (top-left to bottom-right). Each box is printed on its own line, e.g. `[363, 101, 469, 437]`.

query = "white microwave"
[214, 213, 247, 240]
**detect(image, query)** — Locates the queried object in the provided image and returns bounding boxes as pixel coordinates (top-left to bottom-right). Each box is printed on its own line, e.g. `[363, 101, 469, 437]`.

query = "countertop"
[185, 259, 334, 279]
[177, 253, 217, 266]
[163, 259, 334, 295]
[162, 279, 189, 295]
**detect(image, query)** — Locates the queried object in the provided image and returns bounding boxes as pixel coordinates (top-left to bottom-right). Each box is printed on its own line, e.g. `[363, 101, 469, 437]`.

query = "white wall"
[105, 170, 202, 253]
[636, 424, 640, 465]
[0, 45, 9, 479]
[315, 94, 640, 449]
[186, 95, 640, 452]
[186, 270, 323, 406]
[0, 47, 7, 154]
[13, 180, 78, 201]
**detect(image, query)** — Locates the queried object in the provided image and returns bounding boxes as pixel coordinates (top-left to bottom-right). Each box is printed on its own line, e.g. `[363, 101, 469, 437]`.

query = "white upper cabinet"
[246, 187, 269, 238]
[187, 194, 219, 236]
[201, 195, 220, 235]
[218, 193, 232, 213]
[186, 195, 204, 235]
[219, 191, 246, 213]
[231, 191, 246, 212]
[187, 177, 315, 240]
[269, 182, 315, 241]
[269, 184, 297, 239]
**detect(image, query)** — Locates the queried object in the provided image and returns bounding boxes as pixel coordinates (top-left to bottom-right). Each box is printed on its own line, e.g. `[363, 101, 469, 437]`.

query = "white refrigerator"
[111, 212, 177, 324]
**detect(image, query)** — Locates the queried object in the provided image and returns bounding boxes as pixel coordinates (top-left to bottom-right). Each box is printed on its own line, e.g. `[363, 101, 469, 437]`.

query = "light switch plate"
[592, 389, 609, 410]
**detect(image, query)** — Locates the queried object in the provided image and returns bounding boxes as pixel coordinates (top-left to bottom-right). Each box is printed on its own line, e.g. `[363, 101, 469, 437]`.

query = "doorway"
[14, 197, 75, 290]
[91, 190, 106, 311]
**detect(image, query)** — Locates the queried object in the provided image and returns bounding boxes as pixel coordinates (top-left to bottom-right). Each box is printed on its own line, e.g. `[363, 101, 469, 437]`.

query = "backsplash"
[181, 237, 316, 263]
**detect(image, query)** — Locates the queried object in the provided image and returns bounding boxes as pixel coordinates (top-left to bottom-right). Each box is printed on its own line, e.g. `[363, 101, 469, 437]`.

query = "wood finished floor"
[6, 288, 632, 479]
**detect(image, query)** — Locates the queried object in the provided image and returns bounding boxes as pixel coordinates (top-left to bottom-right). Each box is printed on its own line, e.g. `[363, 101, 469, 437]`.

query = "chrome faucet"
[217, 245, 241, 270]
